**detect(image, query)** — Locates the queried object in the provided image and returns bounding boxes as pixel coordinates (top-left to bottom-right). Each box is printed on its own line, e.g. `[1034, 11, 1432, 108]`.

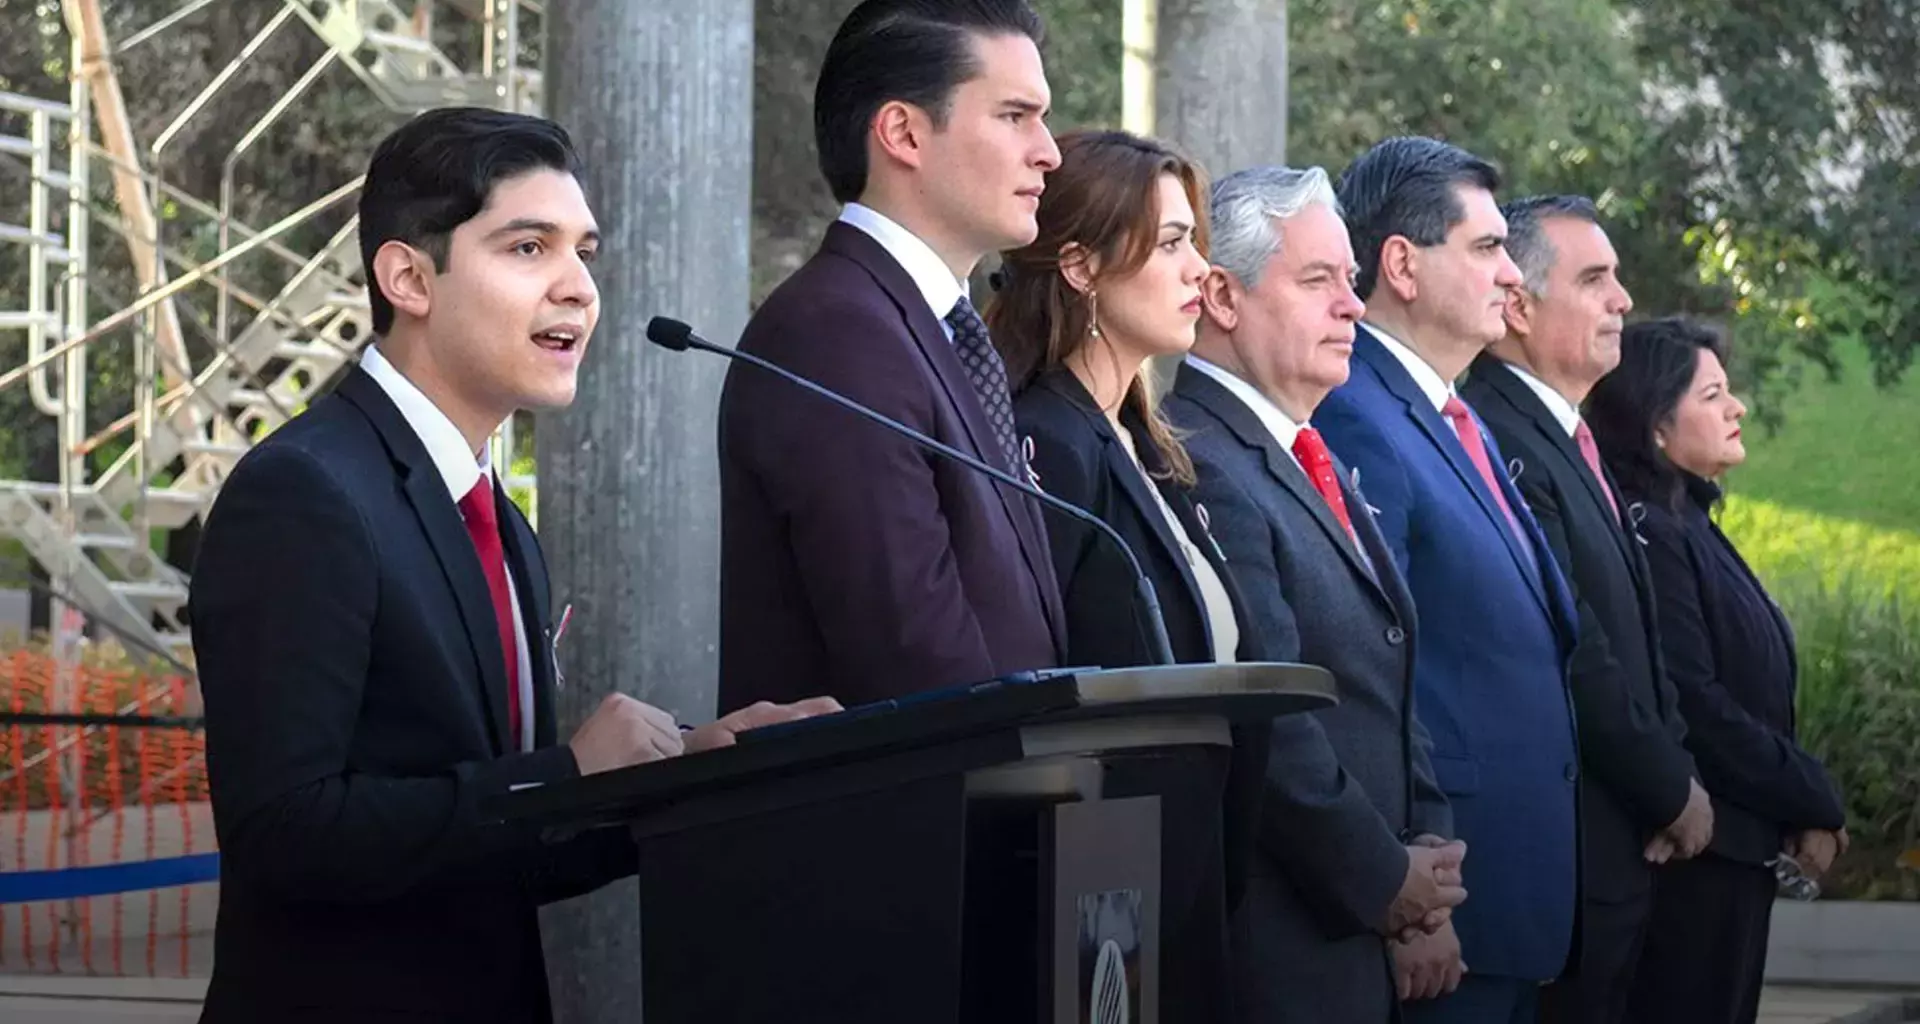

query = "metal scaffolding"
[0, 0, 545, 660]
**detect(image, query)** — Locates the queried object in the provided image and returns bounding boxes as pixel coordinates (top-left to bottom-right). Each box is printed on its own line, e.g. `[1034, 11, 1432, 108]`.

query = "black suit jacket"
[1012, 367, 1264, 1024]
[1631, 474, 1846, 864]
[189, 367, 631, 1023]
[1013, 367, 1245, 667]
[717, 222, 1065, 710]
[1465, 355, 1695, 905]
[1167, 364, 1452, 1023]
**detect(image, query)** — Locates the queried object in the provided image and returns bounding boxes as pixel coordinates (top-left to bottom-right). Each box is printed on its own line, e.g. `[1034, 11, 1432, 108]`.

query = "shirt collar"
[837, 202, 968, 320]
[1365, 321, 1454, 413]
[1501, 361, 1583, 437]
[359, 343, 493, 501]
[1187, 354, 1308, 453]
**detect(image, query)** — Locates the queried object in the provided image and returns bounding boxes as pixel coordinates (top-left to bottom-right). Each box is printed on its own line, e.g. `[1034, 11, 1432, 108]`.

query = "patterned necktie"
[458, 478, 520, 745]
[1290, 426, 1355, 540]
[944, 296, 1024, 475]
[1441, 395, 1533, 566]
[1574, 419, 1622, 523]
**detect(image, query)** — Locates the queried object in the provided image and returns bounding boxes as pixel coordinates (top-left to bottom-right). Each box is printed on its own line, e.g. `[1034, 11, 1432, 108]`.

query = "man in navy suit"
[190, 108, 836, 1023]
[1313, 137, 1581, 1022]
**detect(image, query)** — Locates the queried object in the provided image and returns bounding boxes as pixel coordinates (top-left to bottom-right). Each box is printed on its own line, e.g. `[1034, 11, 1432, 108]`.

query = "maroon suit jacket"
[717, 221, 1066, 709]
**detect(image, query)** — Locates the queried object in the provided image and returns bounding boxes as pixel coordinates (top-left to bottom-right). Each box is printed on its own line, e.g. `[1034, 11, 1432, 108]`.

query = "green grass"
[1727, 339, 1920, 533]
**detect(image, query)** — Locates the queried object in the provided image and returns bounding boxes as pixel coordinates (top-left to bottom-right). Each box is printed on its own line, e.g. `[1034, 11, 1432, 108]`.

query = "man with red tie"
[188, 107, 834, 1024]
[1163, 164, 1466, 1023]
[1311, 137, 1582, 1023]
[1462, 195, 1712, 1024]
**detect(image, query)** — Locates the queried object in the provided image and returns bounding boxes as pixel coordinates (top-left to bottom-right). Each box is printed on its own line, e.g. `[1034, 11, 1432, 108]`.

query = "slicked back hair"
[814, 0, 1046, 204]
[1334, 136, 1501, 302]
[357, 107, 584, 335]
[1502, 194, 1601, 298]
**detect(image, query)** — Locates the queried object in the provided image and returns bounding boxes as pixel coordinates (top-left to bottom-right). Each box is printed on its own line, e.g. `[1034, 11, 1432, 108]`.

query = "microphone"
[646, 316, 1175, 666]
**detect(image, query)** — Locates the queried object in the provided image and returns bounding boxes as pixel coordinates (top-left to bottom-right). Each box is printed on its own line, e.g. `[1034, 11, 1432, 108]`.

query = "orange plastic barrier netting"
[0, 648, 211, 977]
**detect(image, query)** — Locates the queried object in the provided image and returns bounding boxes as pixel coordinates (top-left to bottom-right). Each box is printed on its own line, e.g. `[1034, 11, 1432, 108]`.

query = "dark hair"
[1501, 194, 1600, 296]
[358, 107, 585, 335]
[1334, 136, 1501, 301]
[814, 0, 1045, 204]
[985, 129, 1207, 486]
[1584, 316, 1729, 511]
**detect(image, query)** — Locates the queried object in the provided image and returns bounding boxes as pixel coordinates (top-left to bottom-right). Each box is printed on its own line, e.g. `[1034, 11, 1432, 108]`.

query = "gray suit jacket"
[1166, 363, 1451, 1024]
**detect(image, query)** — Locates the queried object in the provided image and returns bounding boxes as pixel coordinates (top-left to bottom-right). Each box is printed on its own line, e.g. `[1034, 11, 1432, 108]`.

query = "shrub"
[1720, 495, 1920, 900]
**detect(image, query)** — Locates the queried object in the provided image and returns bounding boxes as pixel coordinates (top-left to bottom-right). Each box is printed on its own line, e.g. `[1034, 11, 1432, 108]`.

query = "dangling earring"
[1088, 290, 1102, 339]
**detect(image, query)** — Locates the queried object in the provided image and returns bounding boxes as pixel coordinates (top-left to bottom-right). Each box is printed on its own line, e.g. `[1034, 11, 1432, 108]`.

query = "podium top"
[487, 661, 1334, 831]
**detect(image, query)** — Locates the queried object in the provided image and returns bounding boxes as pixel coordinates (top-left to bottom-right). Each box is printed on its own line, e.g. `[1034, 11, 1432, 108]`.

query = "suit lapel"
[1342, 467, 1415, 627]
[1474, 356, 1636, 567]
[827, 223, 1065, 655]
[337, 369, 513, 755]
[1354, 331, 1548, 609]
[1103, 433, 1207, 623]
[1173, 364, 1388, 607]
[498, 492, 557, 749]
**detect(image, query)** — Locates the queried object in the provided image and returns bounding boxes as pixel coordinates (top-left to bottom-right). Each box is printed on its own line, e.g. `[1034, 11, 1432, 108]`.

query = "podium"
[490, 663, 1335, 1024]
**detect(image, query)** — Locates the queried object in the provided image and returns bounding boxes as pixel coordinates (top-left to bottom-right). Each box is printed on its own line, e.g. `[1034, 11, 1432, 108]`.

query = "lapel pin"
[550, 603, 574, 687]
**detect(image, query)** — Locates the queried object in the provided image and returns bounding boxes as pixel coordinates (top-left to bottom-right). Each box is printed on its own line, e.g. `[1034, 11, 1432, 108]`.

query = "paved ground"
[0, 976, 1910, 1023]
[1761, 987, 1918, 1023]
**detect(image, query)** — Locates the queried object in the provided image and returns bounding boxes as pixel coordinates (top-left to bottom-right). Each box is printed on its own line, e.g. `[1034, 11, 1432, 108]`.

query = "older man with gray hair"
[1461, 194, 1709, 1024]
[1162, 166, 1464, 1022]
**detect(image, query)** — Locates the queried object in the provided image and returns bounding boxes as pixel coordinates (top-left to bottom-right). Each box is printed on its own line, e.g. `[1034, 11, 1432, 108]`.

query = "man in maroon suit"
[718, 0, 1067, 708]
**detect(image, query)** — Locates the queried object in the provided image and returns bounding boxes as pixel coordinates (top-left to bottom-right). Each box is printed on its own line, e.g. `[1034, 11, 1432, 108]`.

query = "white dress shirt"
[837, 202, 968, 341]
[1365, 322, 1455, 413]
[1187, 355, 1307, 465]
[1185, 355, 1376, 575]
[1110, 422, 1241, 663]
[360, 344, 535, 752]
[1501, 361, 1584, 438]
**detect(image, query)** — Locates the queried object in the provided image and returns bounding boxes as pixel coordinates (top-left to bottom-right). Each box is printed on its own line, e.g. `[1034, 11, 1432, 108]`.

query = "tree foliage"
[1282, 0, 1918, 421]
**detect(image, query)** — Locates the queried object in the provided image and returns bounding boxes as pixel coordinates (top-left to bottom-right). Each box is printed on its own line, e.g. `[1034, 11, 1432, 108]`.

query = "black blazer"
[1013, 367, 1253, 667]
[1012, 367, 1259, 1024]
[189, 367, 631, 1023]
[1465, 355, 1695, 903]
[1629, 473, 1846, 864]
[718, 222, 1065, 710]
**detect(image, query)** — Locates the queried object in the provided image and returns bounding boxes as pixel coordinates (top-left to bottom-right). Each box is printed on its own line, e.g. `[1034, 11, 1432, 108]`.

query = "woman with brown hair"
[988, 129, 1260, 1024]
[988, 128, 1249, 670]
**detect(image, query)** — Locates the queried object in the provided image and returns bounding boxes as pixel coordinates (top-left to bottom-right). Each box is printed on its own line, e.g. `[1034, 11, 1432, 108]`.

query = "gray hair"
[1501, 194, 1600, 297]
[1208, 165, 1343, 288]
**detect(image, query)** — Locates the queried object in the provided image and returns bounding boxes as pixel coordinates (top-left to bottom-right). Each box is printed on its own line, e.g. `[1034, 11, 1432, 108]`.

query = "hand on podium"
[684, 697, 845, 753]
[570, 694, 688, 774]
[567, 694, 845, 774]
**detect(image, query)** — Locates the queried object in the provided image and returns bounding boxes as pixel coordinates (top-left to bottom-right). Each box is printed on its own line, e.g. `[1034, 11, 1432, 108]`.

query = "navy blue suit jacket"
[1313, 326, 1581, 982]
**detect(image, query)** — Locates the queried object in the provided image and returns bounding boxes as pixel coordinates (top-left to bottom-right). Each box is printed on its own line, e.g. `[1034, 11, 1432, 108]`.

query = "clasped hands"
[1386, 834, 1468, 1001]
[568, 693, 844, 775]
[1643, 777, 1715, 864]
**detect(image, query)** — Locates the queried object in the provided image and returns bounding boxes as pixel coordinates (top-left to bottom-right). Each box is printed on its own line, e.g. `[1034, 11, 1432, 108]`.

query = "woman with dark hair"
[987, 129, 1247, 669]
[1586, 316, 1848, 1024]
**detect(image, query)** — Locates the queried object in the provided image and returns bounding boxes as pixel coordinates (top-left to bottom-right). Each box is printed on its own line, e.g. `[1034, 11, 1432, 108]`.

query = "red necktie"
[1290, 426, 1354, 539]
[1574, 419, 1621, 522]
[1441, 396, 1531, 554]
[458, 478, 520, 745]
